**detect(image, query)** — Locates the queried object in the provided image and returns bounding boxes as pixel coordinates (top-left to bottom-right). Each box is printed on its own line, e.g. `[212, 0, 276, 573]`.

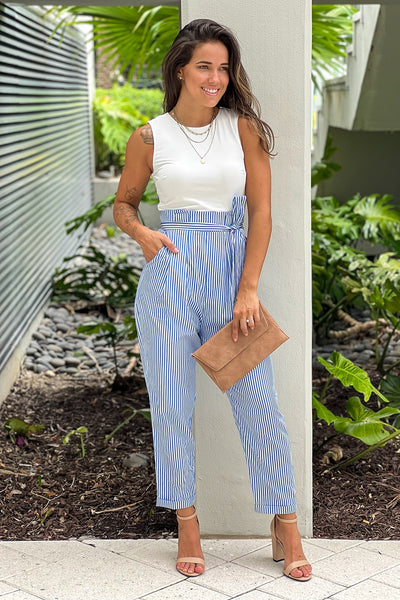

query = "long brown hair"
[162, 19, 276, 157]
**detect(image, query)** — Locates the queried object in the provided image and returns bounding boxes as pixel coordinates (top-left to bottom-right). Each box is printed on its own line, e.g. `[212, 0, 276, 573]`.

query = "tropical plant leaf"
[312, 5, 357, 91]
[46, 5, 179, 82]
[312, 395, 336, 425]
[332, 396, 399, 445]
[354, 194, 400, 243]
[381, 375, 400, 408]
[317, 352, 387, 402]
[48, 5, 356, 87]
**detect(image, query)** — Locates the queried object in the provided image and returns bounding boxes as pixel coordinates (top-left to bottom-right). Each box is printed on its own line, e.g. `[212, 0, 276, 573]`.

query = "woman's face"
[178, 41, 229, 109]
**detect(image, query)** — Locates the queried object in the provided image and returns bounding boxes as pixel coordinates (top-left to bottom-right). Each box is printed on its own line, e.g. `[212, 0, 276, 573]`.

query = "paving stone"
[199, 539, 270, 562]
[259, 574, 344, 600]
[5, 545, 182, 600]
[307, 539, 363, 553]
[234, 540, 331, 578]
[360, 539, 400, 560]
[372, 564, 400, 589]
[330, 578, 400, 600]
[119, 539, 224, 574]
[191, 562, 272, 597]
[310, 545, 399, 587]
[0, 545, 48, 579]
[141, 580, 230, 599]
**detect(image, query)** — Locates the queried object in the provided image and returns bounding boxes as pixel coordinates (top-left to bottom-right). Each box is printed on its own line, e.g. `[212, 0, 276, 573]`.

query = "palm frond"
[47, 5, 355, 88]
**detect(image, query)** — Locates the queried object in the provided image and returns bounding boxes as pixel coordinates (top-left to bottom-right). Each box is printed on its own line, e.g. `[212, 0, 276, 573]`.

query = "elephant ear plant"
[313, 352, 400, 469]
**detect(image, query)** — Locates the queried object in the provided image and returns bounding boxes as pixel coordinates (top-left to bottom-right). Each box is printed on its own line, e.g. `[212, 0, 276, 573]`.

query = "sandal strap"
[177, 509, 197, 521]
[284, 559, 311, 576]
[176, 556, 205, 566]
[276, 514, 297, 524]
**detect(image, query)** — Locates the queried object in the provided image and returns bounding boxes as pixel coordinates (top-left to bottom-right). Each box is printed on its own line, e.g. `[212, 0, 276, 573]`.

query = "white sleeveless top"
[148, 107, 246, 211]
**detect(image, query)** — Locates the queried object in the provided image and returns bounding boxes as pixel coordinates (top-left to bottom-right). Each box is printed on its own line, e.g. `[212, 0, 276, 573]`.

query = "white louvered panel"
[0, 4, 93, 370]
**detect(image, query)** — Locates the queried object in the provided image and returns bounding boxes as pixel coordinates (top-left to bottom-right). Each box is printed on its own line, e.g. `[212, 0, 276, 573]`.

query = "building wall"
[0, 5, 93, 399]
[317, 128, 400, 206]
[5, 0, 313, 536]
[181, 0, 313, 536]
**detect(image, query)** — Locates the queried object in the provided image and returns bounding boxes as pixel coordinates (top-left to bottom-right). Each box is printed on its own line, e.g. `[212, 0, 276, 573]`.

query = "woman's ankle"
[177, 505, 196, 518]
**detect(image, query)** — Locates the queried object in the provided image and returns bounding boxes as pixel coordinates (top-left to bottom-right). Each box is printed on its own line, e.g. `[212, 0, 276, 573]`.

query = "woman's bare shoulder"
[124, 123, 154, 174]
[127, 123, 154, 148]
[237, 115, 258, 144]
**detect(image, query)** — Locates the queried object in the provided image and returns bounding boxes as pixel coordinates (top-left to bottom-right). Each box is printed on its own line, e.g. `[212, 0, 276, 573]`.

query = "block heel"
[176, 508, 205, 577]
[270, 514, 312, 581]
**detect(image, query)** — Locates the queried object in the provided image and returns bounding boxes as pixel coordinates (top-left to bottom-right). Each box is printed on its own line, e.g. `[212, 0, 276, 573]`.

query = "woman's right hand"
[138, 228, 178, 263]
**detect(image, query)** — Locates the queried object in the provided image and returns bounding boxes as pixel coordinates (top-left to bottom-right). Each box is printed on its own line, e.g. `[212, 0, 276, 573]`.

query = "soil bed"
[1, 364, 399, 541]
[313, 365, 400, 540]
[0, 371, 176, 541]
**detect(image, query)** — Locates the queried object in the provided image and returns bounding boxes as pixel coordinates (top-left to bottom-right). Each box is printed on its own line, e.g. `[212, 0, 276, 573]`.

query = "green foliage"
[313, 352, 400, 468]
[381, 374, 400, 406]
[4, 418, 44, 445]
[46, 6, 179, 82]
[77, 316, 137, 376]
[4, 418, 44, 437]
[52, 246, 141, 309]
[63, 426, 89, 458]
[311, 135, 341, 188]
[341, 261, 400, 374]
[314, 394, 399, 446]
[64, 181, 158, 236]
[381, 375, 400, 428]
[48, 5, 355, 90]
[65, 194, 116, 234]
[312, 5, 357, 91]
[312, 186, 400, 349]
[104, 407, 151, 444]
[94, 85, 163, 172]
[317, 352, 386, 403]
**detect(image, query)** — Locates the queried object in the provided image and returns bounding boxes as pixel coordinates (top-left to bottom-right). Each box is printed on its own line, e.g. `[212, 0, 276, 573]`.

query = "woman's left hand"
[232, 291, 261, 342]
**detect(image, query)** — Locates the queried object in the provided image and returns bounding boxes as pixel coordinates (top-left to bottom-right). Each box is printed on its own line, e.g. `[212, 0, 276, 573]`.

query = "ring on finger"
[246, 318, 254, 324]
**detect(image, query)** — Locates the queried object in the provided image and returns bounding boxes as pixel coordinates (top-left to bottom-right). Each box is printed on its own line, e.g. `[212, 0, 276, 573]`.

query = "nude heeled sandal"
[270, 514, 312, 581]
[176, 509, 205, 577]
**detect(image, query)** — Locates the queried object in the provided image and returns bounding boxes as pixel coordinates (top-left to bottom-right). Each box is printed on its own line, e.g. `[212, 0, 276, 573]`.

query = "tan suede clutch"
[192, 303, 289, 393]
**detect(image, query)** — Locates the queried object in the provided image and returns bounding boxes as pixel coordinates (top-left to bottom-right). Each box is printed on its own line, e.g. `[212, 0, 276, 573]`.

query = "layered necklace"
[170, 107, 218, 164]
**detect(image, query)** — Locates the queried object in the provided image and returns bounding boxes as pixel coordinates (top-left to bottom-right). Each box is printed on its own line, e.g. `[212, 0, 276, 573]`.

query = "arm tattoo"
[114, 187, 141, 237]
[140, 124, 154, 145]
[124, 186, 138, 203]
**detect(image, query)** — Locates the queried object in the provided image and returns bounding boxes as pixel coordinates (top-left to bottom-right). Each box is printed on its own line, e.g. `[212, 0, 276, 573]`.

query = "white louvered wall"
[0, 4, 93, 371]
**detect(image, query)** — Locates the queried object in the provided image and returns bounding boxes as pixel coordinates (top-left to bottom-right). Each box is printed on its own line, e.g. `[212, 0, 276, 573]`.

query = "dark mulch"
[313, 364, 400, 540]
[1, 363, 399, 541]
[0, 371, 176, 541]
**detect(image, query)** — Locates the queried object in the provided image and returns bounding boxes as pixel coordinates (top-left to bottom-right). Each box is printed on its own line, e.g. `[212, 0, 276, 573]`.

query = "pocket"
[144, 245, 167, 267]
[137, 245, 171, 300]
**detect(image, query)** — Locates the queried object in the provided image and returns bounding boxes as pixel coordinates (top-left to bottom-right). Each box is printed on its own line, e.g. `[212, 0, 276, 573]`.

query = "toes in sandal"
[176, 509, 205, 577]
[270, 514, 312, 582]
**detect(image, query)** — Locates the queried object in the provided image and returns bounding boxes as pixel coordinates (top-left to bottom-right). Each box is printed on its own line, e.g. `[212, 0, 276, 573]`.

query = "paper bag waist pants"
[134, 196, 297, 513]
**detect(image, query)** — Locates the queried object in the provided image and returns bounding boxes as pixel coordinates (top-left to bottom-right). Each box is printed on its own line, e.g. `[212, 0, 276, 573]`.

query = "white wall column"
[181, 0, 313, 536]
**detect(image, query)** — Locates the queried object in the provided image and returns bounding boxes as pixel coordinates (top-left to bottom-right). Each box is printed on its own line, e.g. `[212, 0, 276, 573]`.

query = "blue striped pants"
[134, 196, 297, 514]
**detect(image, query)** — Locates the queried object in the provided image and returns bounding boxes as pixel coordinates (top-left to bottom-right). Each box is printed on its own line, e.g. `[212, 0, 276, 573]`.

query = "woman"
[114, 19, 312, 582]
